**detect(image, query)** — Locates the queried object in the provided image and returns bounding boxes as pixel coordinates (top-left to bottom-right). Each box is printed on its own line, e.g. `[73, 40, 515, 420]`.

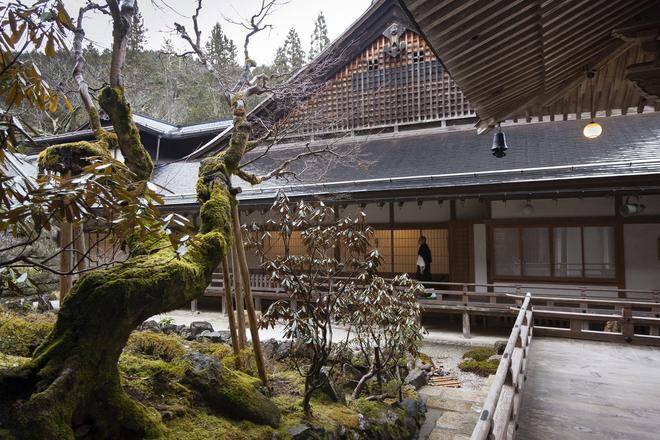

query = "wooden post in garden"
[221, 256, 241, 362]
[72, 224, 87, 272]
[232, 245, 247, 349]
[231, 203, 267, 385]
[59, 221, 73, 300]
[462, 284, 471, 338]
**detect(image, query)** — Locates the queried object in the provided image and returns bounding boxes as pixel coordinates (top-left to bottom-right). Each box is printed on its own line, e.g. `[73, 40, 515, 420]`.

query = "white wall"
[393, 201, 451, 223]
[458, 199, 489, 220]
[624, 224, 660, 293]
[338, 203, 390, 224]
[638, 195, 660, 216]
[473, 224, 488, 292]
[491, 197, 614, 219]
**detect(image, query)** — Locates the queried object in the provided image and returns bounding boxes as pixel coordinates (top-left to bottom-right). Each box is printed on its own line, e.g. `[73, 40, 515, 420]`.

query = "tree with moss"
[309, 12, 330, 60]
[1, 0, 344, 437]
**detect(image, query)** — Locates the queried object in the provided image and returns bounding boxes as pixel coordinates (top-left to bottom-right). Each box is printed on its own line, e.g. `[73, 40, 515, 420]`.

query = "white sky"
[62, 0, 372, 63]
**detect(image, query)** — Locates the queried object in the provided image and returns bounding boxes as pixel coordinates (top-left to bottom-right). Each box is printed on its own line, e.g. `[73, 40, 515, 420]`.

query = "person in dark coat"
[416, 236, 432, 281]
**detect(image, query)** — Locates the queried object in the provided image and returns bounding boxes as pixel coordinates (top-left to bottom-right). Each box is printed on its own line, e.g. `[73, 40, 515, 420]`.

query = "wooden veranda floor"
[517, 338, 660, 440]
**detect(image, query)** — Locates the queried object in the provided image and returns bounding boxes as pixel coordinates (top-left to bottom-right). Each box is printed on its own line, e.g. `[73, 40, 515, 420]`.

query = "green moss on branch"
[98, 86, 153, 181]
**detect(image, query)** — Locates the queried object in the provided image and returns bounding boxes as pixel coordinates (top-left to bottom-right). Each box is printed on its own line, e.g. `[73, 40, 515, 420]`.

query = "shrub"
[0, 312, 55, 357]
[462, 347, 496, 362]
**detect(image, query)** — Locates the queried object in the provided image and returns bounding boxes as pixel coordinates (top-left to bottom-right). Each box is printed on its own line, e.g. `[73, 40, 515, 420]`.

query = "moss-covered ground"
[458, 346, 499, 377]
[0, 312, 422, 439]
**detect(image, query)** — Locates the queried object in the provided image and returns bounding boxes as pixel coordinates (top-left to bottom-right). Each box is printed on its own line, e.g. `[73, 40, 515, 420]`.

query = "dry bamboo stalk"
[232, 245, 247, 349]
[231, 203, 267, 385]
[221, 256, 240, 364]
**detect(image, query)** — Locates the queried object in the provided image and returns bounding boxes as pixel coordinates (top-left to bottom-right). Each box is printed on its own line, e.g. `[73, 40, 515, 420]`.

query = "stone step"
[426, 396, 482, 414]
[434, 410, 480, 436]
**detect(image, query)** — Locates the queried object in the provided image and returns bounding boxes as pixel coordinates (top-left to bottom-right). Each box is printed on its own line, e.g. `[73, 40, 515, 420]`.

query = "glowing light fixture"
[583, 121, 603, 138]
[583, 69, 602, 139]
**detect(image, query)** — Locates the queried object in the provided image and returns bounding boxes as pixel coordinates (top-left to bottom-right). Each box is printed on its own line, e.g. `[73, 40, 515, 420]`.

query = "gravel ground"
[420, 342, 488, 390]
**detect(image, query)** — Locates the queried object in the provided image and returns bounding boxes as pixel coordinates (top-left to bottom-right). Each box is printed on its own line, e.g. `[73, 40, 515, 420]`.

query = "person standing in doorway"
[416, 236, 432, 281]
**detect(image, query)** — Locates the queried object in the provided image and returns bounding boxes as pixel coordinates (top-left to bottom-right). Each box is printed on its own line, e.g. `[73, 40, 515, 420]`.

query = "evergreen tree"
[128, 1, 147, 53]
[309, 12, 330, 60]
[205, 23, 238, 68]
[273, 28, 305, 74]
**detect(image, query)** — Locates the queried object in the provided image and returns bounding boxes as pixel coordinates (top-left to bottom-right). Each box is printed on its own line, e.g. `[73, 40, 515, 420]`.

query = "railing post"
[462, 284, 471, 339]
[621, 307, 634, 341]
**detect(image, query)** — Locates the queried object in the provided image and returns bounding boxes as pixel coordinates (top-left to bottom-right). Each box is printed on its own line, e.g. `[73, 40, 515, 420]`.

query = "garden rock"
[182, 351, 281, 427]
[287, 424, 324, 439]
[189, 321, 214, 337]
[494, 340, 507, 355]
[138, 320, 162, 333]
[487, 354, 502, 362]
[404, 368, 428, 390]
[195, 330, 227, 343]
[262, 338, 279, 359]
[318, 366, 345, 403]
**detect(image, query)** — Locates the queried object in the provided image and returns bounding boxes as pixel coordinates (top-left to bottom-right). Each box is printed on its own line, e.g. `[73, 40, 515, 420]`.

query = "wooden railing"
[203, 272, 660, 344]
[522, 294, 660, 346]
[471, 293, 533, 440]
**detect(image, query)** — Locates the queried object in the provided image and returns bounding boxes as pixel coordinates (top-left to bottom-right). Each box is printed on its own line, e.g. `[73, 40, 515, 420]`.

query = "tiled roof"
[156, 112, 660, 206]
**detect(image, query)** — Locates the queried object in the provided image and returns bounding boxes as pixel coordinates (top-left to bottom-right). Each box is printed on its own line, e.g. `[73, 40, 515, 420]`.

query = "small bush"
[458, 359, 499, 377]
[0, 312, 54, 357]
[462, 347, 496, 362]
[126, 331, 185, 361]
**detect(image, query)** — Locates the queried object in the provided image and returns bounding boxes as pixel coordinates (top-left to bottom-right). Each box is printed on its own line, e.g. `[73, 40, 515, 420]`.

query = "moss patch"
[458, 359, 499, 377]
[0, 312, 55, 357]
[126, 331, 185, 362]
[462, 347, 496, 362]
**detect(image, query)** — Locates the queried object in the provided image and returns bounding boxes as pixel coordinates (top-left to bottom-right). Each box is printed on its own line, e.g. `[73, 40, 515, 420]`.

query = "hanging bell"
[491, 124, 508, 158]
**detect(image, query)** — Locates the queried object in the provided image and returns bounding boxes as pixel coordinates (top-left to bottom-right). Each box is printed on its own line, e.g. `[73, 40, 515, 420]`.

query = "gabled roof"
[186, 0, 421, 159]
[30, 113, 232, 147]
[157, 112, 660, 206]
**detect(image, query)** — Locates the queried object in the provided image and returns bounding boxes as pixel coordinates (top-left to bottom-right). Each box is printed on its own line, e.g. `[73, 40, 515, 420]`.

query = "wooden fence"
[203, 272, 660, 345]
[471, 293, 533, 440]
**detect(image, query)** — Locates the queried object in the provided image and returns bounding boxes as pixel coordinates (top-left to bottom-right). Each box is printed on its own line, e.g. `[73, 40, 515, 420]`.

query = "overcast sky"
[62, 0, 373, 63]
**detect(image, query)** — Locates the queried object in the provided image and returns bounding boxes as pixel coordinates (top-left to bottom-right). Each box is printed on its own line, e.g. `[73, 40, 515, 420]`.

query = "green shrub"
[0, 312, 54, 357]
[126, 331, 185, 361]
[462, 347, 496, 362]
[458, 359, 499, 377]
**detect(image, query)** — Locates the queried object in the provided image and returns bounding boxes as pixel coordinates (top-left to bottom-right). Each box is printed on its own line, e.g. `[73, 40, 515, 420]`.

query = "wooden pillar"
[621, 307, 634, 341]
[59, 222, 73, 300]
[72, 224, 87, 272]
[462, 312, 471, 338]
[231, 203, 267, 385]
[232, 245, 247, 349]
[221, 256, 240, 361]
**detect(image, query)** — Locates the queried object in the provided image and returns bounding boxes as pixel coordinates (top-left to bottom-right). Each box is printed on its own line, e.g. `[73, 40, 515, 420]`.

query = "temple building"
[21, 0, 660, 304]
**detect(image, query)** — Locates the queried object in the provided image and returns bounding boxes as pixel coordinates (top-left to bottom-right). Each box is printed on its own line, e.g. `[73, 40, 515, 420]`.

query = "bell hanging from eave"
[491, 123, 508, 158]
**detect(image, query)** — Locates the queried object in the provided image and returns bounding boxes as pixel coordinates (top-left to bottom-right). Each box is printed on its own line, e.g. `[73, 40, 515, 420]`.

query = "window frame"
[489, 222, 620, 284]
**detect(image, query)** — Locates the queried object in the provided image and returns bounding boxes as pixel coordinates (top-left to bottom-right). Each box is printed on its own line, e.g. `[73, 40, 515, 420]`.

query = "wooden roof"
[402, 0, 660, 132]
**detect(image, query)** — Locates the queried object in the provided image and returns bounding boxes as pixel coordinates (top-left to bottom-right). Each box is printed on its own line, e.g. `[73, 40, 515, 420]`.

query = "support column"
[462, 312, 471, 339]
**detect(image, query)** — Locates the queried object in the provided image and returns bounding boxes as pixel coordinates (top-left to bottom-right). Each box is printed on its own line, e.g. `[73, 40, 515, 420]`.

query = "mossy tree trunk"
[0, 91, 250, 439]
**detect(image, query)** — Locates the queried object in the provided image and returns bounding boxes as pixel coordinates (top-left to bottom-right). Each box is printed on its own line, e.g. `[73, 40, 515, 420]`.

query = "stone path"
[418, 376, 492, 440]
